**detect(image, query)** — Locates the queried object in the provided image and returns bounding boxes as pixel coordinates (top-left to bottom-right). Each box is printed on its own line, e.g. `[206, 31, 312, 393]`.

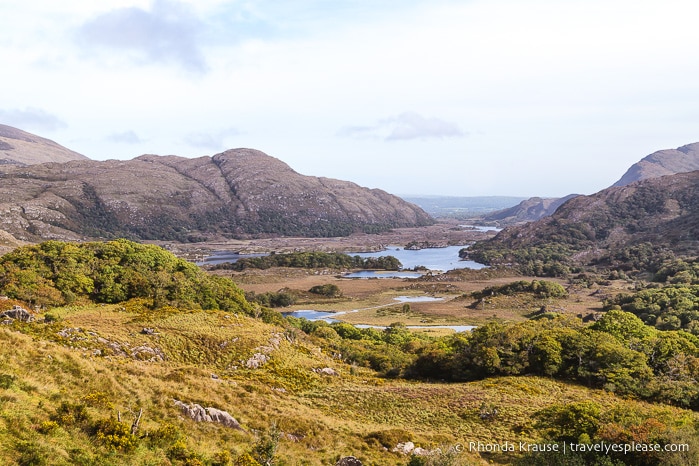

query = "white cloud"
[184, 127, 242, 150]
[0, 108, 67, 132]
[2, 0, 699, 196]
[107, 130, 144, 144]
[339, 113, 464, 141]
[77, 0, 207, 73]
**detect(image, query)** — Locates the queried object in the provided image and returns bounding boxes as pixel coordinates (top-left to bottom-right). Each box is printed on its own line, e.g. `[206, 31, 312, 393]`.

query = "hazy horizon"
[2, 0, 698, 197]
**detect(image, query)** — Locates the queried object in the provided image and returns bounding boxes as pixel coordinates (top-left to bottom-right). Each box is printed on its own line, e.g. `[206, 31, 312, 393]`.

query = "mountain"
[401, 195, 528, 218]
[467, 170, 699, 273]
[613, 142, 699, 187]
[0, 148, 432, 242]
[483, 194, 579, 224]
[0, 124, 87, 165]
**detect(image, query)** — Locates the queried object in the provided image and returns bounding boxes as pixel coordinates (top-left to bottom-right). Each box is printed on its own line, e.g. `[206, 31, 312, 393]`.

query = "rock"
[140, 327, 156, 335]
[335, 457, 362, 466]
[244, 353, 269, 369]
[206, 407, 244, 430]
[130, 345, 165, 362]
[174, 400, 210, 422]
[173, 400, 245, 431]
[412, 447, 430, 456]
[314, 367, 339, 376]
[0, 305, 34, 322]
[392, 442, 415, 455]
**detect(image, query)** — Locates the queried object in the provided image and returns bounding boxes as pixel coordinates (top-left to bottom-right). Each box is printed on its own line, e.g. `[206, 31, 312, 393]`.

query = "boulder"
[206, 407, 244, 430]
[0, 305, 34, 322]
[392, 442, 415, 455]
[314, 367, 339, 376]
[335, 457, 362, 466]
[244, 352, 269, 369]
[173, 400, 245, 431]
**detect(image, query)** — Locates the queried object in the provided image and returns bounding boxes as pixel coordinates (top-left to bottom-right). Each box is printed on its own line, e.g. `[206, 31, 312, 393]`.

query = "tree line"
[212, 251, 402, 271]
[0, 239, 252, 315]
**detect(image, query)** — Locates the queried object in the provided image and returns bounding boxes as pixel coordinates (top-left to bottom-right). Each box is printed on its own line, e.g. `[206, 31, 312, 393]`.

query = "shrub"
[93, 417, 138, 451]
[308, 284, 341, 297]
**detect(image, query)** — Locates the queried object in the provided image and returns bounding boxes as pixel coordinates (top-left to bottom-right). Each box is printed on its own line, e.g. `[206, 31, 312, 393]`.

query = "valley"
[1, 125, 699, 465]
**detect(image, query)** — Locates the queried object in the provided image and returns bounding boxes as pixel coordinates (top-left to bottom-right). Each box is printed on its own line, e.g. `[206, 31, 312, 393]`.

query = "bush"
[365, 428, 414, 449]
[93, 417, 138, 451]
[472, 280, 567, 300]
[308, 284, 342, 297]
[0, 239, 253, 315]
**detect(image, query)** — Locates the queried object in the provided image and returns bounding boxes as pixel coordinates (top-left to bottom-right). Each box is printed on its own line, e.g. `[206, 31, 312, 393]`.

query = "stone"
[206, 407, 244, 431]
[335, 457, 362, 466]
[0, 305, 34, 322]
[130, 345, 165, 362]
[173, 400, 245, 431]
[392, 442, 415, 455]
[314, 367, 339, 376]
[244, 353, 269, 369]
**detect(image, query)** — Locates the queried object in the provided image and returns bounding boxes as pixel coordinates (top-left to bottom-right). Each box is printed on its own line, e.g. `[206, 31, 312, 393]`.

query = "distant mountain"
[613, 142, 699, 187]
[477, 141, 699, 226]
[0, 148, 433, 242]
[483, 194, 579, 224]
[0, 124, 87, 165]
[467, 170, 699, 273]
[402, 195, 528, 218]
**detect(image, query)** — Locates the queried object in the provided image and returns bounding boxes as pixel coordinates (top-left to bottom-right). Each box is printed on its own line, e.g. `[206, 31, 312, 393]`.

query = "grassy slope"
[0, 303, 697, 465]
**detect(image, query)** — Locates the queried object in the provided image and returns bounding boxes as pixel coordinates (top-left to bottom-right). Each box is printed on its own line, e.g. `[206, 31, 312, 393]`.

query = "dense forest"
[0, 239, 253, 314]
[211, 251, 402, 272]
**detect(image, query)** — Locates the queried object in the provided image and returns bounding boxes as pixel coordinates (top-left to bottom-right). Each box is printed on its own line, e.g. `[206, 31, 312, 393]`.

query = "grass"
[0, 301, 696, 465]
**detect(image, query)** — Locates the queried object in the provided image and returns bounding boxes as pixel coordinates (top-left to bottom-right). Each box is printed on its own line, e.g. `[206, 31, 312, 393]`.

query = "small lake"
[284, 295, 473, 332]
[197, 251, 266, 266]
[344, 245, 486, 278]
[460, 225, 503, 232]
[284, 309, 474, 332]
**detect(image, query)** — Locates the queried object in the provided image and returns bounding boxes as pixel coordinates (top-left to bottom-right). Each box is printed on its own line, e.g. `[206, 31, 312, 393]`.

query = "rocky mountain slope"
[467, 170, 699, 272]
[0, 147, 432, 242]
[613, 142, 699, 187]
[0, 124, 87, 165]
[483, 194, 579, 224]
[481, 142, 699, 226]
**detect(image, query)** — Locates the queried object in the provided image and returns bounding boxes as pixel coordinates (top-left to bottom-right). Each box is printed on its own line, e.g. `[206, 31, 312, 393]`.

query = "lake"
[197, 252, 266, 266]
[343, 245, 486, 278]
[199, 244, 486, 277]
[284, 309, 474, 333]
[284, 295, 474, 332]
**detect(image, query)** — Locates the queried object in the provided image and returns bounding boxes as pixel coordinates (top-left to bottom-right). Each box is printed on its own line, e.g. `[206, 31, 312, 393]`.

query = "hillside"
[0, 148, 432, 242]
[483, 194, 579, 225]
[0, 124, 87, 165]
[613, 142, 699, 187]
[1, 240, 699, 465]
[466, 170, 699, 274]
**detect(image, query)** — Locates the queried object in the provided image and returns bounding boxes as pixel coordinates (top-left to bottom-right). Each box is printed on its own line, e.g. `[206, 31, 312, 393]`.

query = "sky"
[2, 0, 699, 197]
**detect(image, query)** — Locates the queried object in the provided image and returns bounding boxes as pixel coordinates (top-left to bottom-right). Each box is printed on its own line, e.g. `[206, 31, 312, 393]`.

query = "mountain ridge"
[466, 169, 699, 274]
[0, 146, 432, 242]
[0, 124, 87, 165]
[613, 142, 699, 187]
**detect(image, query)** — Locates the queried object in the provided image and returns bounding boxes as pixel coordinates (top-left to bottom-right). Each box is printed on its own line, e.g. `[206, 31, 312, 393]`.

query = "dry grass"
[1, 299, 693, 465]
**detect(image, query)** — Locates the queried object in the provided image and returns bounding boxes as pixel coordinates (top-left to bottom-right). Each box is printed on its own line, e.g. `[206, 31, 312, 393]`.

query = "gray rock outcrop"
[173, 399, 245, 431]
[0, 305, 34, 322]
